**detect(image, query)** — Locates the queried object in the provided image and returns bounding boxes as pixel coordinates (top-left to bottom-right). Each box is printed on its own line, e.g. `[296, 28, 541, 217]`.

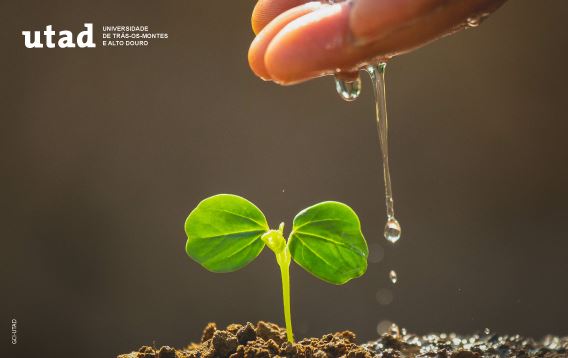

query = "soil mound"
[117, 321, 567, 358]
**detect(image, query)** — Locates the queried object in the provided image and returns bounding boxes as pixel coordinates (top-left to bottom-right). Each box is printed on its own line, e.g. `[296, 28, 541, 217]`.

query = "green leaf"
[185, 194, 269, 273]
[288, 201, 368, 285]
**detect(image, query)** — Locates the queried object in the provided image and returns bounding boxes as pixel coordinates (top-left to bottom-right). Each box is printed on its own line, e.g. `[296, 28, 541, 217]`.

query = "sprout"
[185, 194, 368, 343]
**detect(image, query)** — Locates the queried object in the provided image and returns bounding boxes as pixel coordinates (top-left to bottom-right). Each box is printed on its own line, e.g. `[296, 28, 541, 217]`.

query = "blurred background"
[2, 0, 567, 357]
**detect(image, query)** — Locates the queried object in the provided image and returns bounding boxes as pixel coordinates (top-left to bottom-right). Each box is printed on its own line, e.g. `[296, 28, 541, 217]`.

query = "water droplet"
[484, 328, 491, 335]
[384, 217, 401, 243]
[389, 270, 398, 284]
[401, 327, 407, 336]
[466, 13, 490, 28]
[334, 75, 361, 102]
[466, 17, 480, 27]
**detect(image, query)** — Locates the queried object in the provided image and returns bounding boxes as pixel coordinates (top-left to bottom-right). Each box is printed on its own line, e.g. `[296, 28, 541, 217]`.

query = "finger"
[264, 2, 353, 84]
[351, 0, 507, 44]
[249, 2, 324, 80]
[350, 0, 443, 43]
[252, 0, 312, 34]
[264, 0, 506, 84]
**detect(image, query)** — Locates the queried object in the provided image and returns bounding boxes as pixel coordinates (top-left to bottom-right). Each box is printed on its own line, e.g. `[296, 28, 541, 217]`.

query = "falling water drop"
[334, 75, 361, 102]
[484, 328, 491, 335]
[389, 270, 398, 284]
[384, 217, 401, 244]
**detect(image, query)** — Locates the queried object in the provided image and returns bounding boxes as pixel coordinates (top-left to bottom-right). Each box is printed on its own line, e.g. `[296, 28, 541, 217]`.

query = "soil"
[117, 321, 567, 358]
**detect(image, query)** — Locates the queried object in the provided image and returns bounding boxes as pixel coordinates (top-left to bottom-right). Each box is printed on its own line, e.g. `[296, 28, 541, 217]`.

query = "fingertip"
[248, 37, 272, 80]
[264, 3, 352, 84]
[251, 0, 270, 35]
[249, 2, 324, 81]
[252, 0, 311, 34]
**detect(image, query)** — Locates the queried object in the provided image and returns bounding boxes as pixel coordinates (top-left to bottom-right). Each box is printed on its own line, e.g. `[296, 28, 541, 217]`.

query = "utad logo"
[22, 23, 96, 48]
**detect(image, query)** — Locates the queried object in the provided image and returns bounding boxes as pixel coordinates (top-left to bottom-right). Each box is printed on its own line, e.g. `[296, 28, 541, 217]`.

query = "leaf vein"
[293, 235, 334, 267]
[293, 218, 349, 231]
[195, 229, 265, 241]
[203, 234, 262, 265]
[211, 208, 267, 228]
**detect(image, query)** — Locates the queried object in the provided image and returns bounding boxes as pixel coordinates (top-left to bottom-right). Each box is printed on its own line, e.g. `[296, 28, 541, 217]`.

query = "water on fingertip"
[466, 17, 481, 27]
[466, 12, 490, 28]
[334, 75, 361, 102]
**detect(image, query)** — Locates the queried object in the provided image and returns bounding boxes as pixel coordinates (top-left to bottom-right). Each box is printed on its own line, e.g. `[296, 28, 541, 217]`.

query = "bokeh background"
[2, 1, 567, 357]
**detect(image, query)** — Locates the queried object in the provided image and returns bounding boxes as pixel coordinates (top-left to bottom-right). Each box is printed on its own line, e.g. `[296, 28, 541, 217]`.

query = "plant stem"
[261, 225, 294, 343]
[276, 248, 294, 343]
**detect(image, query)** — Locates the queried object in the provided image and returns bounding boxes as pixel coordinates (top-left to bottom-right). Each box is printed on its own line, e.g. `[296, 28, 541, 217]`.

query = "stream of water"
[335, 62, 401, 284]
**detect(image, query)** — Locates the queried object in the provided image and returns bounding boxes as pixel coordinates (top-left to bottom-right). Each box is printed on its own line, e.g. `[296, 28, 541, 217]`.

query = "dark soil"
[117, 321, 567, 358]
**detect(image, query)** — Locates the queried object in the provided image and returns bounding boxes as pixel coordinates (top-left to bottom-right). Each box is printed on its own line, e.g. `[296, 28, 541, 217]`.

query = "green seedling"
[184, 194, 368, 343]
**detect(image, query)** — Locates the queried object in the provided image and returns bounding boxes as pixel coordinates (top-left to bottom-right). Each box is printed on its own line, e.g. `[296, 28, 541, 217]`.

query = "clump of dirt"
[117, 321, 568, 358]
[118, 321, 370, 358]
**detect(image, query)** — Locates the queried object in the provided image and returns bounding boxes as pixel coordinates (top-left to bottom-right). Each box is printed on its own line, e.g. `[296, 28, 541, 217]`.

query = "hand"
[248, 0, 507, 84]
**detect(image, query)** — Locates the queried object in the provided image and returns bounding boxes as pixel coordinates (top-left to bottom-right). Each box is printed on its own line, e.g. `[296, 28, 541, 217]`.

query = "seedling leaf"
[185, 194, 269, 273]
[289, 201, 368, 284]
